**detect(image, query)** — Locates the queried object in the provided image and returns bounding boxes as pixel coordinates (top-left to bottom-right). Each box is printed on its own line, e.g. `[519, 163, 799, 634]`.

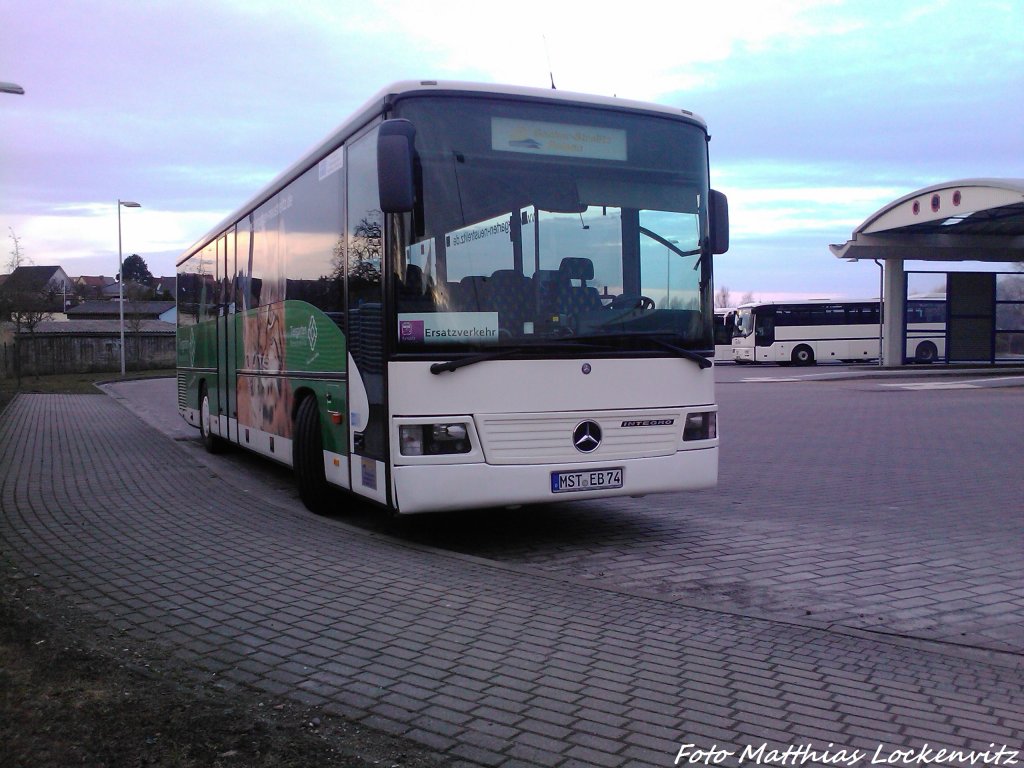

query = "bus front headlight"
[683, 411, 717, 441]
[399, 423, 472, 456]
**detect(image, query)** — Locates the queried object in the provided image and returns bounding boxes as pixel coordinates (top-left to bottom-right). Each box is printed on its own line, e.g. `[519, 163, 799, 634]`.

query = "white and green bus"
[177, 80, 729, 514]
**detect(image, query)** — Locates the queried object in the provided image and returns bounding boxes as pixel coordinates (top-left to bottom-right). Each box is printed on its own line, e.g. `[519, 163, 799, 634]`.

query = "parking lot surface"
[387, 366, 1024, 656]
[3, 368, 1023, 767]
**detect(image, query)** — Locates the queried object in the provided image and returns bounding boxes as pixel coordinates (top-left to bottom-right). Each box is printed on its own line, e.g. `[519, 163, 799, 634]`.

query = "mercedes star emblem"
[573, 420, 602, 453]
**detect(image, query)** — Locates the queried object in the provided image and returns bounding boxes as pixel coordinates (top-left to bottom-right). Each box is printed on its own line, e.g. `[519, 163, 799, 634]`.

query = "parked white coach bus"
[177, 80, 730, 514]
[731, 298, 945, 365]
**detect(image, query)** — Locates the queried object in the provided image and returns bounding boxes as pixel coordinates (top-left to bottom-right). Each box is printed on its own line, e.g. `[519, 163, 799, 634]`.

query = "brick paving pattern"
[2, 389, 1023, 767]
[387, 377, 1024, 656]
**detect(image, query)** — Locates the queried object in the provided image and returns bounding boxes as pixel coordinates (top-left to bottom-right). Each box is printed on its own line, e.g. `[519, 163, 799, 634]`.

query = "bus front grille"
[475, 409, 684, 465]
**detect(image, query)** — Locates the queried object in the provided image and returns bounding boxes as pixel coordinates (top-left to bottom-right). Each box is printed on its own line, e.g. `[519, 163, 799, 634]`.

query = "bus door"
[755, 308, 775, 347]
[345, 126, 389, 505]
[220, 231, 238, 443]
[213, 235, 229, 440]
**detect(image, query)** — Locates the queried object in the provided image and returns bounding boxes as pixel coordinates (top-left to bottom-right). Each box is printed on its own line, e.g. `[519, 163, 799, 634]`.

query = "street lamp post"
[117, 200, 141, 376]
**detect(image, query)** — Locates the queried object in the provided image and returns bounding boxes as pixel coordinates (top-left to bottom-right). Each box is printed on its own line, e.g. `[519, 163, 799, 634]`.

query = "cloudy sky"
[2, 0, 1021, 301]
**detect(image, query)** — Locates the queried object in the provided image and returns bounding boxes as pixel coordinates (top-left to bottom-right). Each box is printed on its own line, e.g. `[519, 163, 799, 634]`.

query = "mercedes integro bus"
[176, 81, 729, 514]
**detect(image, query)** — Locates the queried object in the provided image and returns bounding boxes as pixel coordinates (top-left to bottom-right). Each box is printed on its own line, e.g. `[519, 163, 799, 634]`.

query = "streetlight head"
[120, 201, 142, 208]
[0, 82, 25, 95]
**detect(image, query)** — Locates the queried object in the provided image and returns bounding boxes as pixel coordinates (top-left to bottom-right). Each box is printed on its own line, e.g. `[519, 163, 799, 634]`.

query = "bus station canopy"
[829, 178, 1024, 262]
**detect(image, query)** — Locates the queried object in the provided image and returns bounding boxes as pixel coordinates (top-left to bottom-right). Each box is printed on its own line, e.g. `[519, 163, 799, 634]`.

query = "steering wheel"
[610, 294, 655, 311]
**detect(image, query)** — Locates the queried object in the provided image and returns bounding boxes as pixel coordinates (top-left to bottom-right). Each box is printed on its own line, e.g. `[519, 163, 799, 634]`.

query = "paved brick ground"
[1, 391, 1022, 767]
[377, 373, 1024, 656]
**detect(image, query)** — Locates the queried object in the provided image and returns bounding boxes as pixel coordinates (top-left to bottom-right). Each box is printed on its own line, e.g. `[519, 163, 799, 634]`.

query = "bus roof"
[379, 80, 708, 123]
[735, 296, 946, 309]
[178, 80, 709, 265]
[735, 298, 878, 309]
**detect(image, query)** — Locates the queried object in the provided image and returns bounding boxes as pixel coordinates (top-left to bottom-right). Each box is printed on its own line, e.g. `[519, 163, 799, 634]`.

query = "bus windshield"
[734, 308, 754, 337]
[392, 96, 713, 354]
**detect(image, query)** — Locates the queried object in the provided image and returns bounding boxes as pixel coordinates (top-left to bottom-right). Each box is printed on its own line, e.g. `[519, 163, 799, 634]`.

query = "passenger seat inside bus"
[488, 269, 532, 335]
[456, 275, 489, 311]
[396, 264, 433, 311]
[555, 257, 604, 315]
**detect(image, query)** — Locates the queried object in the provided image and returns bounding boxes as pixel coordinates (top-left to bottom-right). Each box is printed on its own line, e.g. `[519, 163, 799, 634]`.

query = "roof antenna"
[542, 35, 556, 89]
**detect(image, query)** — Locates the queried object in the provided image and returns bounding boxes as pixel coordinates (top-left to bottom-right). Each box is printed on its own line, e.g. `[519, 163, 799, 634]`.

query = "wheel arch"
[792, 343, 816, 365]
[914, 340, 938, 363]
[197, 376, 209, 408]
[291, 386, 319, 423]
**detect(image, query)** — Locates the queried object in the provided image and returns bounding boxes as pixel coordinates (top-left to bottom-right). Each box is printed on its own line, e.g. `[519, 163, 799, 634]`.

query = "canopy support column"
[882, 259, 906, 366]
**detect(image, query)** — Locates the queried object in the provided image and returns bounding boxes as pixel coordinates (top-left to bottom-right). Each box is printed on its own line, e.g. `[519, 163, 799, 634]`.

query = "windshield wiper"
[586, 331, 711, 369]
[430, 348, 518, 375]
[648, 336, 713, 369]
[565, 331, 712, 368]
[429, 340, 591, 375]
[429, 336, 711, 374]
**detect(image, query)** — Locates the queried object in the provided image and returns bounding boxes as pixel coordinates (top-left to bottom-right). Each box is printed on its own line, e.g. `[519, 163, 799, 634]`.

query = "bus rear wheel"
[791, 345, 815, 366]
[294, 396, 331, 514]
[199, 384, 223, 454]
[914, 341, 938, 364]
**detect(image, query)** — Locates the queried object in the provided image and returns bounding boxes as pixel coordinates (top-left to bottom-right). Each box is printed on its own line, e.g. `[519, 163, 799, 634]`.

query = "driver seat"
[556, 257, 604, 314]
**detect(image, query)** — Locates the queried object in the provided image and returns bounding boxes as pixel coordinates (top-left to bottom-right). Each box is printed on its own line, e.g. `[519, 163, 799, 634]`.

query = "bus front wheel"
[294, 396, 331, 514]
[791, 345, 815, 366]
[914, 341, 938, 364]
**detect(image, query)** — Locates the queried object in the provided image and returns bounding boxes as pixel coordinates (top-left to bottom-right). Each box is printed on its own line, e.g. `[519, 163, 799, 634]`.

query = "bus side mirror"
[709, 189, 729, 255]
[378, 119, 417, 213]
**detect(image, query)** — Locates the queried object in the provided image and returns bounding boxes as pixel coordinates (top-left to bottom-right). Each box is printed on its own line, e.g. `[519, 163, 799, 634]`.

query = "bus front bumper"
[391, 446, 717, 514]
[733, 347, 754, 363]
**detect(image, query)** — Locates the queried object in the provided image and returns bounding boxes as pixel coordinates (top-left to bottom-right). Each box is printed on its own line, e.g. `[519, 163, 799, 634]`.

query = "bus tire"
[199, 384, 223, 454]
[914, 341, 938, 364]
[294, 396, 331, 514]
[792, 345, 815, 366]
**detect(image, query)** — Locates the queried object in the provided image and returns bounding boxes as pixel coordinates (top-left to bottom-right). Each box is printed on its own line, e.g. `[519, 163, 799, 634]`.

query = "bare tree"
[124, 282, 150, 336]
[7, 227, 30, 269]
[715, 285, 732, 308]
[3, 229, 51, 333]
[3, 229, 50, 385]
